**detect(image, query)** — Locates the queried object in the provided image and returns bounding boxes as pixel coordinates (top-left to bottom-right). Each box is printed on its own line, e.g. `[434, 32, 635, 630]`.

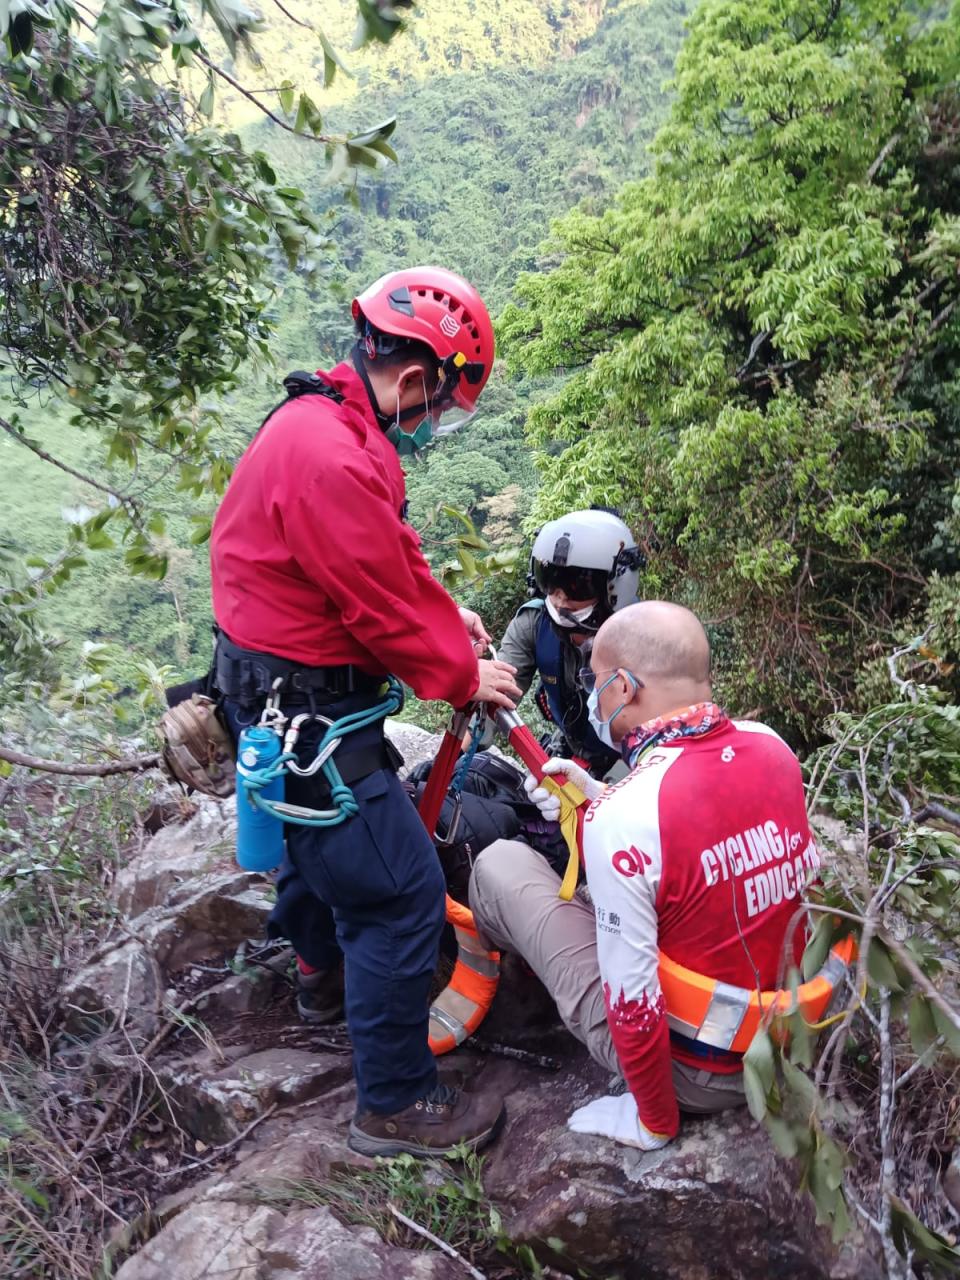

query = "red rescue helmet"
[352, 267, 495, 427]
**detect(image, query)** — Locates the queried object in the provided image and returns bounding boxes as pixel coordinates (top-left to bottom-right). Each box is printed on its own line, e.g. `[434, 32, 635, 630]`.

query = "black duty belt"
[215, 633, 386, 704]
[286, 738, 404, 809]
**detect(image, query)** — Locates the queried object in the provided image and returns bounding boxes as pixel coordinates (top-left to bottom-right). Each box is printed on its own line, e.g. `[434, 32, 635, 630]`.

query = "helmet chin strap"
[353, 342, 431, 435]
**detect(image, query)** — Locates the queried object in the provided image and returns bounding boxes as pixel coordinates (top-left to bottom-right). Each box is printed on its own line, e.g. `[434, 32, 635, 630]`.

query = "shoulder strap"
[519, 598, 545, 613]
[257, 371, 346, 433]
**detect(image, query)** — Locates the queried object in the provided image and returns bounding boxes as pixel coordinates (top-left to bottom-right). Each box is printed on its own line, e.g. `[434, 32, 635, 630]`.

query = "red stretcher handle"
[417, 707, 473, 838]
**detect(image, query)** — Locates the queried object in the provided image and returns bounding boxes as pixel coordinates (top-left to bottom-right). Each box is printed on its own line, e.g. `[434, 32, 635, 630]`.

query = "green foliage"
[0, 0, 691, 699]
[743, 615, 960, 1272]
[0, 0, 416, 694]
[501, 0, 960, 742]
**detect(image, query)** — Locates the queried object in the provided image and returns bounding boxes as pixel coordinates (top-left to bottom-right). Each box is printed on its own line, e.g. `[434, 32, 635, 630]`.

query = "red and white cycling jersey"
[582, 718, 819, 1138]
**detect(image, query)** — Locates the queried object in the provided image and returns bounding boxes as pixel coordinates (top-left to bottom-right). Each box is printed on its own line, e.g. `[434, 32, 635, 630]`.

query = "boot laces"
[420, 1083, 459, 1111]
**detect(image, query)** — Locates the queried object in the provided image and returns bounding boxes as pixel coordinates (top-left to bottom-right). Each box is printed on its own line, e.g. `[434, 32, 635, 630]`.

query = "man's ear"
[618, 668, 639, 701]
[397, 362, 428, 395]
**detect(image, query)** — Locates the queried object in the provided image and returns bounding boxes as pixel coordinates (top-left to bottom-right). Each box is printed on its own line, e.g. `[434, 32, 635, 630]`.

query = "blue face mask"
[388, 417, 433, 456]
[587, 671, 638, 749]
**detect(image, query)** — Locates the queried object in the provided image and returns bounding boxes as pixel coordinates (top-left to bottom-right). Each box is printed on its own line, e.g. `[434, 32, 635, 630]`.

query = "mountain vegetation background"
[0, 0, 689, 703]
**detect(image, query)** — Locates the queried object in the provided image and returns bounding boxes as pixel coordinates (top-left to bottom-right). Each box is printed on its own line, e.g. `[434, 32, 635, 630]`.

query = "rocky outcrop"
[160, 1046, 353, 1144]
[113, 1042, 878, 1280]
[115, 1200, 462, 1280]
[384, 719, 445, 775]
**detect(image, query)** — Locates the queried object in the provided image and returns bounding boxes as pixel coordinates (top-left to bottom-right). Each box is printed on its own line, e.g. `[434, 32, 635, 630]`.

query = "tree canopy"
[0, 0, 406, 682]
[500, 0, 960, 738]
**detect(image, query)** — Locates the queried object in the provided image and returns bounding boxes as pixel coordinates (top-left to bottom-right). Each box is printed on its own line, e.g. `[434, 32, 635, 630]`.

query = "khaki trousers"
[468, 839, 746, 1114]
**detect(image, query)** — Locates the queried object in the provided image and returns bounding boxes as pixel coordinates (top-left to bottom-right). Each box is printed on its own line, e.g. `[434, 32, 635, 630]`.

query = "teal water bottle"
[236, 725, 285, 872]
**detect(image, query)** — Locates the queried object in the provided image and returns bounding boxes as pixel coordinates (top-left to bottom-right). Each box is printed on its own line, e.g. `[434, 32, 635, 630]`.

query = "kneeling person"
[469, 602, 820, 1149]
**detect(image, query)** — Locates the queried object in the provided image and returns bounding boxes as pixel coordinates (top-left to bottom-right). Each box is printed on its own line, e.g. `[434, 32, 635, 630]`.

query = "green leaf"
[889, 1196, 960, 1268]
[278, 79, 295, 115]
[349, 117, 397, 148]
[801, 913, 835, 982]
[440, 505, 475, 532]
[781, 1056, 819, 1119]
[808, 1147, 843, 1226]
[829, 1189, 851, 1244]
[907, 995, 939, 1058]
[318, 30, 350, 87]
[188, 517, 212, 545]
[931, 1003, 960, 1057]
[764, 1115, 799, 1158]
[10, 1176, 49, 1211]
[742, 1029, 776, 1121]
[198, 76, 214, 118]
[866, 939, 902, 992]
[457, 548, 479, 578]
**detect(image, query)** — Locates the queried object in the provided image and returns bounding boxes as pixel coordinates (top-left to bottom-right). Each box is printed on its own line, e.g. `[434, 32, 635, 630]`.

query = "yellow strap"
[542, 775, 587, 900]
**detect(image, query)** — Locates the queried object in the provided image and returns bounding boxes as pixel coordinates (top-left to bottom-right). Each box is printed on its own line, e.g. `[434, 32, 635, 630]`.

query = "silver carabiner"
[435, 791, 464, 847]
[283, 713, 342, 778]
[259, 677, 287, 732]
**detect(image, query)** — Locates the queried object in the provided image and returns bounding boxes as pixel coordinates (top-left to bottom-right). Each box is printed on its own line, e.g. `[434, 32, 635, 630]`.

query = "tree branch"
[892, 296, 958, 391]
[267, 0, 312, 29]
[0, 415, 139, 517]
[0, 745, 161, 777]
[387, 1203, 487, 1280]
[867, 133, 901, 182]
[193, 51, 334, 143]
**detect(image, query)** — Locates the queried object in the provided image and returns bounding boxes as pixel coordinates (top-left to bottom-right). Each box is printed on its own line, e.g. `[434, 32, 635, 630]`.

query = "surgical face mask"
[389, 417, 432, 456]
[386, 375, 433, 457]
[545, 595, 597, 630]
[587, 670, 638, 748]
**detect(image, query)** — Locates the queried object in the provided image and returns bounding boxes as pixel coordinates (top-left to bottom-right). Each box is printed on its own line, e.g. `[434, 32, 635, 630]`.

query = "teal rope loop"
[241, 678, 403, 828]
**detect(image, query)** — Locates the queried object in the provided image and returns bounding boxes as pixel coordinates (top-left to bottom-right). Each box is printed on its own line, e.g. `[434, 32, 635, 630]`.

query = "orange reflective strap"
[429, 895, 501, 1056]
[661, 934, 858, 1055]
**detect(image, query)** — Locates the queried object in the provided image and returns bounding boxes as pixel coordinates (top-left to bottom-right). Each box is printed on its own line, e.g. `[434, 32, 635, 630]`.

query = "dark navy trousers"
[224, 696, 445, 1115]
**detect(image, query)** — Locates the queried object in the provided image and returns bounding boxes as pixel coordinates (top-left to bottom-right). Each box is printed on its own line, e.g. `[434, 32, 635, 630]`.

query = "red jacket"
[583, 719, 818, 1138]
[210, 363, 480, 705]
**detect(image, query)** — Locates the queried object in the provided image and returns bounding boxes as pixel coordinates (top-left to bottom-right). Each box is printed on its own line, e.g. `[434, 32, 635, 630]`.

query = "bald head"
[594, 601, 711, 696]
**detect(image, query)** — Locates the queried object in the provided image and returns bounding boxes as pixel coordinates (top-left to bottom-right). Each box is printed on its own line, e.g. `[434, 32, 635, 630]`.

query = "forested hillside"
[0, 0, 689, 682]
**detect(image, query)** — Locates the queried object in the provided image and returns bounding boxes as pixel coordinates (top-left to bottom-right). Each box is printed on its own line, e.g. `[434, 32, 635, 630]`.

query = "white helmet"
[529, 509, 644, 633]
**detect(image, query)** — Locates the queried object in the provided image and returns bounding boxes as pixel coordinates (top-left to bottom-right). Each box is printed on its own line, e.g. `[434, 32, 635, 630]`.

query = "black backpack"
[405, 751, 572, 898]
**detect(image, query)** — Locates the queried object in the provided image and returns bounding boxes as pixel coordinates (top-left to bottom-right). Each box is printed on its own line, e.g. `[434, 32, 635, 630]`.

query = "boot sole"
[347, 1104, 506, 1160]
[296, 998, 345, 1025]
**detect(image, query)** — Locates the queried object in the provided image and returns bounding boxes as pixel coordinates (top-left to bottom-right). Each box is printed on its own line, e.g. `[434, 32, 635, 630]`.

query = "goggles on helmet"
[532, 561, 609, 603]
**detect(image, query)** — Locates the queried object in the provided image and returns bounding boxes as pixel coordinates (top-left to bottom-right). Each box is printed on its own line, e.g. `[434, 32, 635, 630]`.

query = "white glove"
[567, 1093, 671, 1151]
[522, 771, 562, 822]
[541, 757, 604, 802]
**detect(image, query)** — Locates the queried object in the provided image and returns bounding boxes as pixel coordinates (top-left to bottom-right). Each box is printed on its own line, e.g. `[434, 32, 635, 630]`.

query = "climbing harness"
[241, 676, 402, 824]
[659, 935, 857, 1055]
[234, 676, 403, 872]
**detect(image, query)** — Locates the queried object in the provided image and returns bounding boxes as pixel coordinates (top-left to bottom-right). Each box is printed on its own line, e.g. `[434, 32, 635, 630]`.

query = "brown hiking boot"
[347, 1082, 506, 1158]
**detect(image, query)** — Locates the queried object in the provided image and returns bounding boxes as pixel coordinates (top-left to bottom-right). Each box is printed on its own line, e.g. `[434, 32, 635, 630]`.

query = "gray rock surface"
[114, 1199, 461, 1280]
[161, 1046, 353, 1143]
[384, 719, 444, 776]
[64, 939, 163, 1036]
[115, 796, 237, 917]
